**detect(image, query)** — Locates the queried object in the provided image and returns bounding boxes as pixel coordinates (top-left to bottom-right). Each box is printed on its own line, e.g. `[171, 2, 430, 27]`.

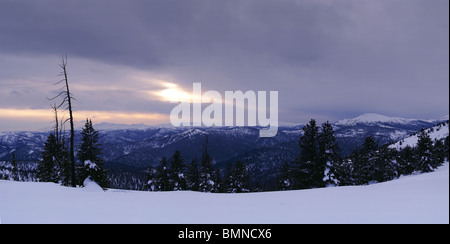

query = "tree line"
[36, 119, 109, 188]
[278, 119, 449, 191]
[145, 135, 251, 193]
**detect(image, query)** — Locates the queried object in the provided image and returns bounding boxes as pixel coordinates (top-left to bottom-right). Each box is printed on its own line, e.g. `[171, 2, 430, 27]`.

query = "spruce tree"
[199, 135, 216, 192]
[318, 121, 340, 187]
[397, 145, 416, 175]
[231, 161, 250, 193]
[77, 119, 108, 188]
[58, 145, 72, 186]
[187, 157, 200, 191]
[224, 162, 234, 193]
[169, 151, 187, 191]
[11, 151, 18, 181]
[294, 119, 320, 189]
[155, 157, 170, 191]
[215, 168, 224, 193]
[433, 139, 446, 166]
[333, 158, 354, 186]
[353, 136, 378, 184]
[416, 129, 436, 173]
[373, 146, 397, 183]
[278, 161, 292, 190]
[146, 166, 157, 191]
[37, 133, 59, 183]
[444, 136, 449, 161]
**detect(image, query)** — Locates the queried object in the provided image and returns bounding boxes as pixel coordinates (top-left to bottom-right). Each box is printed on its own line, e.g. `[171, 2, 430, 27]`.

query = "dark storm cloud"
[0, 0, 448, 126]
[0, 0, 345, 69]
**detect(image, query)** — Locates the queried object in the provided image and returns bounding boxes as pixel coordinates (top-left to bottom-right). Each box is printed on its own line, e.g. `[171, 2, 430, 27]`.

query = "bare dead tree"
[49, 55, 77, 187]
[51, 103, 59, 144]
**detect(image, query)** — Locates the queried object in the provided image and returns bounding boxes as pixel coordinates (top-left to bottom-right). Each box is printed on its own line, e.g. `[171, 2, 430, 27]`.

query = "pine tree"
[299, 119, 320, 163]
[146, 166, 157, 191]
[433, 139, 446, 166]
[231, 161, 250, 193]
[37, 134, 59, 183]
[353, 136, 378, 184]
[397, 145, 416, 175]
[187, 157, 200, 191]
[373, 146, 397, 183]
[11, 151, 18, 181]
[77, 119, 108, 188]
[278, 161, 292, 191]
[214, 168, 224, 193]
[58, 145, 72, 186]
[318, 121, 340, 187]
[224, 162, 234, 192]
[169, 151, 186, 191]
[415, 129, 440, 173]
[199, 135, 216, 192]
[155, 157, 170, 191]
[294, 119, 320, 189]
[444, 136, 449, 161]
[333, 158, 354, 186]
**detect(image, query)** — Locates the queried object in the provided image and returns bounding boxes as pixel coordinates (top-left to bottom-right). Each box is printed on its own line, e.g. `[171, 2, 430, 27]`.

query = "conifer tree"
[373, 146, 397, 183]
[169, 150, 187, 191]
[318, 121, 340, 187]
[199, 135, 216, 192]
[353, 136, 378, 184]
[77, 119, 108, 188]
[37, 134, 59, 183]
[433, 139, 446, 165]
[294, 119, 320, 189]
[444, 136, 449, 161]
[146, 166, 157, 191]
[11, 151, 18, 181]
[333, 158, 354, 186]
[215, 168, 224, 193]
[278, 161, 292, 191]
[187, 157, 199, 191]
[155, 157, 170, 191]
[397, 145, 416, 175]
[231, 161, 250, 193]
[416, 129, 437, 173]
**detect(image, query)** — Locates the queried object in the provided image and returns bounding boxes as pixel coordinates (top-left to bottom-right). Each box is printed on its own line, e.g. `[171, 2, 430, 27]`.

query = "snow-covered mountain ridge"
[335, 113, 438, 126]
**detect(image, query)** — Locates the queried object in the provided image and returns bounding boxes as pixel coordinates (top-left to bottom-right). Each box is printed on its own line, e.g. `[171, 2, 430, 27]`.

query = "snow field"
[0, 162, 448, 224]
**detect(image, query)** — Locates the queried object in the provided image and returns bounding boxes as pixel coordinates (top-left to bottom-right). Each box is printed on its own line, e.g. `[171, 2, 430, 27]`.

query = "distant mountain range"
[1, 113, 448, 187]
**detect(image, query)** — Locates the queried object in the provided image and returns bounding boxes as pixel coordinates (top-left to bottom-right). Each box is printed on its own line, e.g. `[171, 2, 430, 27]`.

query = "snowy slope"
[389, 121, 449, 150]
[0, 162, 448, 224]
[336, 113, 424, 126]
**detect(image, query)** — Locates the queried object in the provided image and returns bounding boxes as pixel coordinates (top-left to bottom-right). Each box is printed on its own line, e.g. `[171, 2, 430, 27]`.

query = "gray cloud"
[0, 0, 448, 128]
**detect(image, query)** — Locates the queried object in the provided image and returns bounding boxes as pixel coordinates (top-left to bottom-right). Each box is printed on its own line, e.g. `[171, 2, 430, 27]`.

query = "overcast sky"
[0, 0, 448, 131]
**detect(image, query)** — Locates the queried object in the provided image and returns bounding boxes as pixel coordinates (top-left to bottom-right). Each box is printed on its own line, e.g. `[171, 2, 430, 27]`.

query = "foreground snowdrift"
[1, 163, 448, 224]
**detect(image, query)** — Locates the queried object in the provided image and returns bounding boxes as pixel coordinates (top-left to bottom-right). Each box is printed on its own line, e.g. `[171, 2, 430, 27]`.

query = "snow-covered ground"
[1, 162, 448, 224]
[389, 121, 449, 150]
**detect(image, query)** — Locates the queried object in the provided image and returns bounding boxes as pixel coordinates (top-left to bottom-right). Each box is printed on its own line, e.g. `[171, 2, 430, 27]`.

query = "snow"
[336, 113, 418, 126]
[390, 122, 449, 150]
[0, 162, 448, 224]
[82, 177, 104, 192]
[84, 160, 98, 169]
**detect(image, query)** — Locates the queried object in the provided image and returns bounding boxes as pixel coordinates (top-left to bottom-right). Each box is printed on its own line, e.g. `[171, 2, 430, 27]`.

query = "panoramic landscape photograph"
[0, 0, 448, 227]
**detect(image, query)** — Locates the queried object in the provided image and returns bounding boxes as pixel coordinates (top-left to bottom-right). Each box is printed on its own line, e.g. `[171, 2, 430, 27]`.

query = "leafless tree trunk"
[50, 55, 76, 186]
